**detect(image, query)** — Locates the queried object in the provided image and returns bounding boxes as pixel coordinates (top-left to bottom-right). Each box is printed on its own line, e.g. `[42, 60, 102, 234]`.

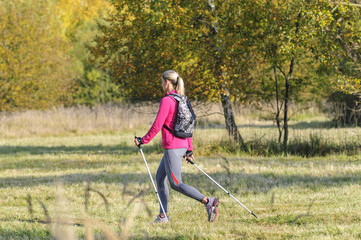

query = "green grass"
[1, 130, 360, 239]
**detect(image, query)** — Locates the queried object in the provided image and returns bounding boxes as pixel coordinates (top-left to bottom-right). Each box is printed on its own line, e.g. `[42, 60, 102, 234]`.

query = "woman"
[134, 70, 219, 223]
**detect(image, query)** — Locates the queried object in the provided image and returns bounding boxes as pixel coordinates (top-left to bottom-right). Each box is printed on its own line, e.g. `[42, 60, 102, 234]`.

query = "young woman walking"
[134, 70, 219, 223]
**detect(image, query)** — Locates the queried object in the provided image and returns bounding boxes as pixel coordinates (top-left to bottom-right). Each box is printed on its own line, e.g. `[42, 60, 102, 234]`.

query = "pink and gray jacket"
[141, 90, 193, 151]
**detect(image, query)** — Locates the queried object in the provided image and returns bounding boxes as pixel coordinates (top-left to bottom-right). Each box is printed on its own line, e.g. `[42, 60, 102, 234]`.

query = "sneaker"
[205, 197, 219, 222]
[153, 214, 169, 224]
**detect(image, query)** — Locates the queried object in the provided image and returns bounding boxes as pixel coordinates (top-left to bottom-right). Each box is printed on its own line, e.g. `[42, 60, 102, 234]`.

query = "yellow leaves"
[335, 75, 361, 95]
[55, 0, 112, 37]
[0, 0, 76, 111]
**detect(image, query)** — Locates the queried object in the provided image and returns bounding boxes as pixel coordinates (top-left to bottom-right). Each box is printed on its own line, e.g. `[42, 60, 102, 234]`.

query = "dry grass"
[0, 102, 359, 156]
[0, 103, 159, 138]
[0, 101, 334, 137]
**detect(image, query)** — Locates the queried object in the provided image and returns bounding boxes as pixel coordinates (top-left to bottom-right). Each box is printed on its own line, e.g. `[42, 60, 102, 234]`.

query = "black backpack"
[163, 93, 196, 138]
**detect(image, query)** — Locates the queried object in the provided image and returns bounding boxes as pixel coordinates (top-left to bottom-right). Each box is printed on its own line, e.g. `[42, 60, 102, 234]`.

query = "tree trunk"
[274, 65, 282, 143]
[283, 74, 289, 152]
[283, 13, 301, 152]
[221, 92, 245, 145]
[283, 57, 295, 152]
[207, 0, 245, 147]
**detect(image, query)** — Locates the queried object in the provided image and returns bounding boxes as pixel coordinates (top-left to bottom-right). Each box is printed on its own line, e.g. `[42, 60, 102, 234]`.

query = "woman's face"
[161, 78, 167, 92]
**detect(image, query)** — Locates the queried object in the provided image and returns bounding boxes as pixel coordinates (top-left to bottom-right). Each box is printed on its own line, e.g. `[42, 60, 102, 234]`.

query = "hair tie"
[175, 76, 179, 87]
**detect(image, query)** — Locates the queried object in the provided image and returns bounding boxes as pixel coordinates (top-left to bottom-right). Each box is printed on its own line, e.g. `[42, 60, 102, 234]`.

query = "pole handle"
[186, 157, 195, 165]
[134, 136, 142, 149]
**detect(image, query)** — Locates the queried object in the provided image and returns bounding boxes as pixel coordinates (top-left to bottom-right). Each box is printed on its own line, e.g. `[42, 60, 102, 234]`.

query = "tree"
[55, 0, 119, 106]
[316, 1, 361, 95]
[0, 0, 75, 111]
[242, 0, 360, 150]
[315, 1, 361, 126]
[91, 0, 259, 145]
[91, 0, 361, 150]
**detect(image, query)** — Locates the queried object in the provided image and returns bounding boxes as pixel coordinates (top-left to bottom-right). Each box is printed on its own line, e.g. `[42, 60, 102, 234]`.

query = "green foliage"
[91, 0, 360, 103]
[91, 0, 256, 101]
[72, 68, 122, 106]
[310, 1, 361, 95]
[1, 0, 359, 112]
[70, 20, 121, 106]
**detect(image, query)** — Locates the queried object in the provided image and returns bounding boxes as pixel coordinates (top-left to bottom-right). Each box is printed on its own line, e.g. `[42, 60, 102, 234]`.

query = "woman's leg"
[163, 148, 205, 202]
[155, 156, 169, 215]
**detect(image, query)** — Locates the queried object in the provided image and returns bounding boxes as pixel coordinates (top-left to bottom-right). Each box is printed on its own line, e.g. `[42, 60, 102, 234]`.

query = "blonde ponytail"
[161, 70, 185, 95]
[176, 76, 185, 95]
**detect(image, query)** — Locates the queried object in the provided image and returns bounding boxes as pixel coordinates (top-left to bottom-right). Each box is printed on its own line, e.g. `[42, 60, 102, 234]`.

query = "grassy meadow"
[0, 103, 360, 239]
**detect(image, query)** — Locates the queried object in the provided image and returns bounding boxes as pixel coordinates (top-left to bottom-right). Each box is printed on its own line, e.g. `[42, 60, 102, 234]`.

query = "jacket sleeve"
[141, 98, 170, 144]
[187, 137, 193, 151]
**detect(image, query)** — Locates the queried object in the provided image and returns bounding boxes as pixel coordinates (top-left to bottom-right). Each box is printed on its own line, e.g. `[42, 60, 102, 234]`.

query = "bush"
[328, 91, 361, 127]
[204, 134, 360, 157]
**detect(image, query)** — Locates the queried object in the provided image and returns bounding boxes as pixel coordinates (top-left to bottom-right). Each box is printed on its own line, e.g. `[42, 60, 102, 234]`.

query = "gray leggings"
[156, 148, 205, 213]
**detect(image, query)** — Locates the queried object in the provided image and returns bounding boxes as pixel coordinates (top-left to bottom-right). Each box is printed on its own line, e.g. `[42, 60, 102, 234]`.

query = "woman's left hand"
[183, 150, 194, 164]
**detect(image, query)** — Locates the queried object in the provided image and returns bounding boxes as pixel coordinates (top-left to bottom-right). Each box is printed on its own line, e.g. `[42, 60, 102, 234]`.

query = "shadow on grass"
[289, 120, 334, 129]
[0, 223, 193, 240]
[0, 144, 163, 156]
[0, 157, 120, 171]
[0, 228, 51, 240]
[236, 120, 333, 130]
[1, 170, 360, 194]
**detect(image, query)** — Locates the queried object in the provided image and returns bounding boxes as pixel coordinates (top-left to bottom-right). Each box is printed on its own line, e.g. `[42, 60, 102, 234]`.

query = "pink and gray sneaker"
[205, 197, 219, 222]
[153, 214, 169, 224]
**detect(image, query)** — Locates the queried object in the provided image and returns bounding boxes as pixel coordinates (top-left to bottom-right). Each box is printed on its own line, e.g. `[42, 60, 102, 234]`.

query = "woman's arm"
[141, 97, 171, 144]
[187, 137, 193, 151]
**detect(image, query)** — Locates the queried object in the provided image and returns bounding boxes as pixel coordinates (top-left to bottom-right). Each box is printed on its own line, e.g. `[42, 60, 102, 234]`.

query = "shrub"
[328, 91, 361, 127]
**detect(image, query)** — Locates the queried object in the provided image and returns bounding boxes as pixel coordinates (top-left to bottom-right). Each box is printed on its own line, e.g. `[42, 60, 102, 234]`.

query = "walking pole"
[186, 157, 258, 218]
[135, 137, 168, 219]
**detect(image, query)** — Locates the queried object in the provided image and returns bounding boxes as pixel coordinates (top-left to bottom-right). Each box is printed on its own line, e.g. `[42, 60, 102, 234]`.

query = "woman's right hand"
[134, 136, 142, 147]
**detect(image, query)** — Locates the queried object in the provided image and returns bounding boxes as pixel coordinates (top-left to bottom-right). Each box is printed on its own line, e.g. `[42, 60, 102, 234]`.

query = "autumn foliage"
[0, 0, 360, 112]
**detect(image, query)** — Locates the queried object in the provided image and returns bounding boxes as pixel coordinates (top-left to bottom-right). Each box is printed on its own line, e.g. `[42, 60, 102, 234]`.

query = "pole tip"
[251, 212, 258, 218]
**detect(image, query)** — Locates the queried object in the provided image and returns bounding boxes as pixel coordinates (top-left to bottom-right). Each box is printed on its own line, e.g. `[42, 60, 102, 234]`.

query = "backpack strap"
[168, 93, 181, 102]
[163, 124, 174, 134]
[162, 94, 178, 133]
[186, 97, 196, 120]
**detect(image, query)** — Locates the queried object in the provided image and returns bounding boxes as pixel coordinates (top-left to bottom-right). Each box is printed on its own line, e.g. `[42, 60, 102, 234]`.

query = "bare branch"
[126, 188, 150, 207]
[292, 199, 316, 223]
[26, 194, 33, 220]
[37, 200, 51, 224]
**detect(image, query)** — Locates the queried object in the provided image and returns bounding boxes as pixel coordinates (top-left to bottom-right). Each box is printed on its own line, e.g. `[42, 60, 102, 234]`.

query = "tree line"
[1, 0, 360, 149]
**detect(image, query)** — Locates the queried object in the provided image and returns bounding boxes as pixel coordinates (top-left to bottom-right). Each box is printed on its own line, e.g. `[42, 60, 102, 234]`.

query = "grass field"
[0, 104, 360, 239]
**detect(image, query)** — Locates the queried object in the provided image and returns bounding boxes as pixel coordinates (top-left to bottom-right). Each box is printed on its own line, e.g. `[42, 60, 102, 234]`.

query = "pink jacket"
[141, 90, 193, 151]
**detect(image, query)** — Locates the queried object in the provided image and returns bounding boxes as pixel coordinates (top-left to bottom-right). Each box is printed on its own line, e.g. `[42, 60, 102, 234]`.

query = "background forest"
[1, 0, 360, 108]
[1, 0, 360, 147]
